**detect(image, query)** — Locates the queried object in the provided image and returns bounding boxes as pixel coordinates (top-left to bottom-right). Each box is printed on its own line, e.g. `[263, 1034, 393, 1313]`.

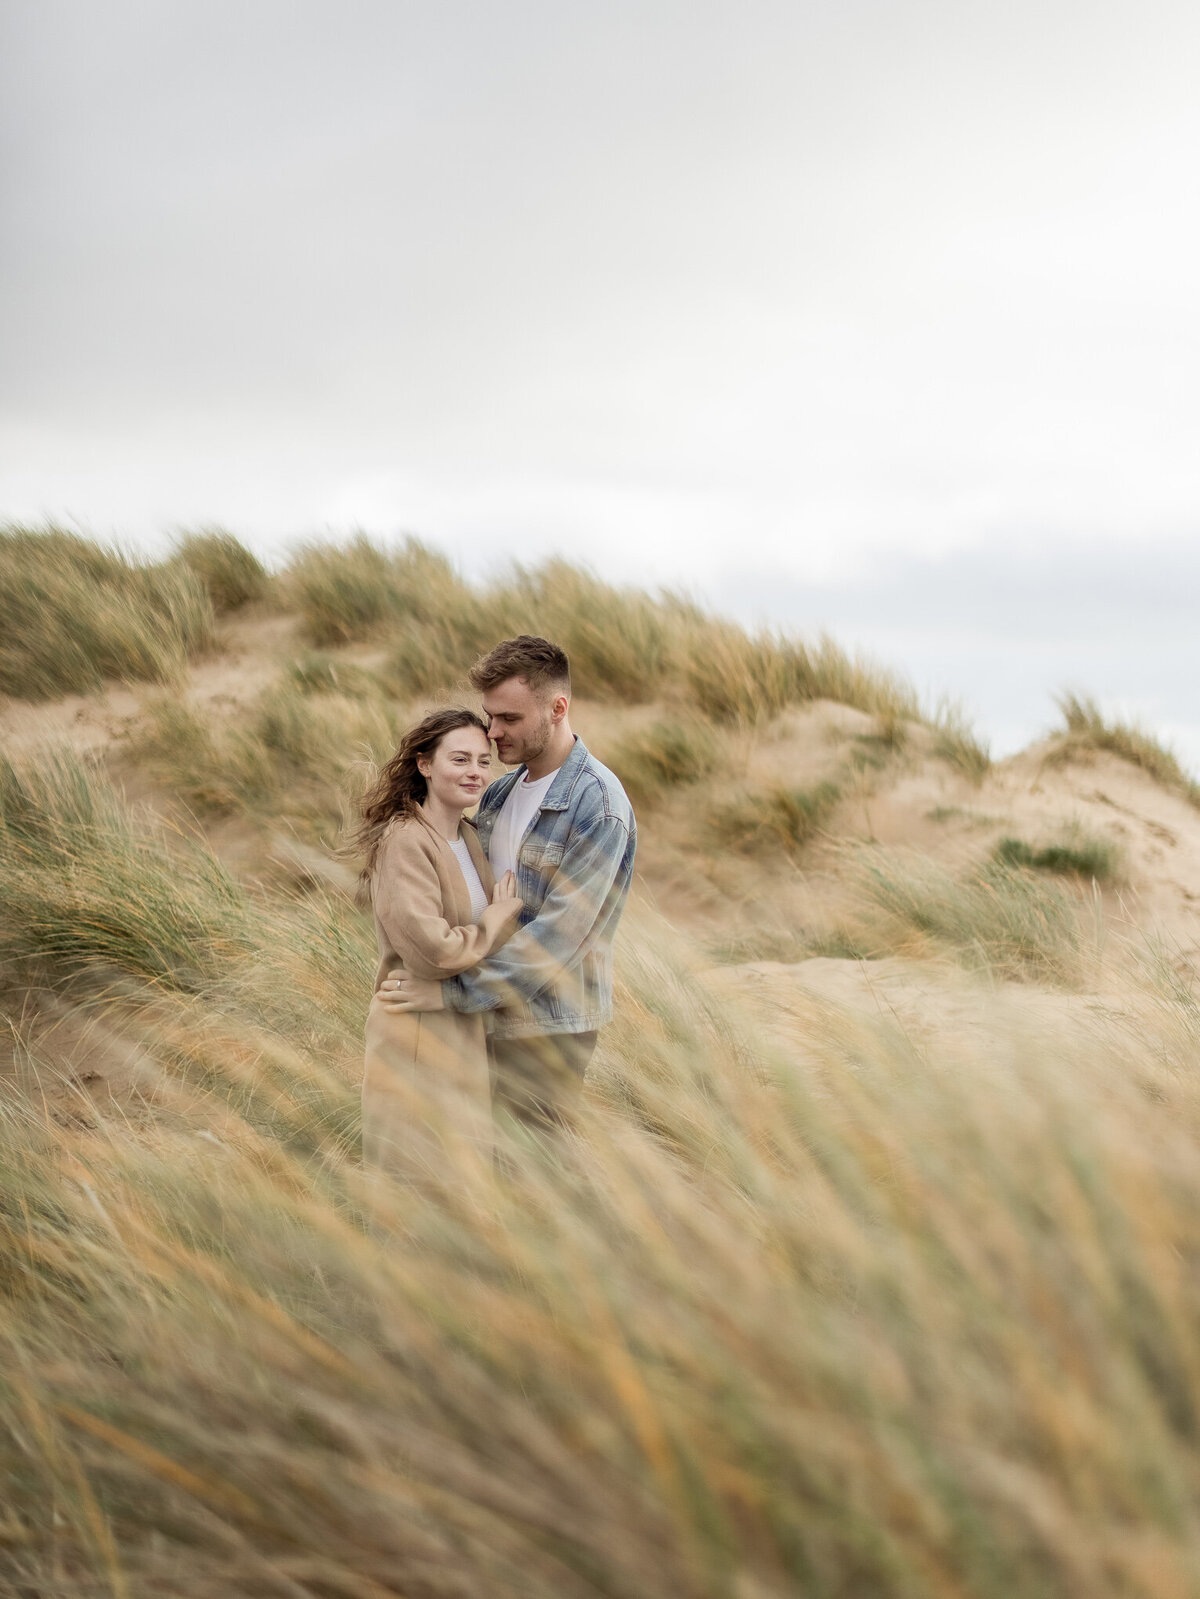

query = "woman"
[355, 708, 522, 1182]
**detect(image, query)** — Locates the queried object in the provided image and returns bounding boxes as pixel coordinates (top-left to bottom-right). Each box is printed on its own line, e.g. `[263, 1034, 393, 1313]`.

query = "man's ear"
[551, 692, 569, 722]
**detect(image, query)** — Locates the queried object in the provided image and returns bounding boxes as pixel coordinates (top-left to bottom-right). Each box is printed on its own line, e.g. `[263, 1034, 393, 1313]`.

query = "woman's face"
[418, 724, 493, 813]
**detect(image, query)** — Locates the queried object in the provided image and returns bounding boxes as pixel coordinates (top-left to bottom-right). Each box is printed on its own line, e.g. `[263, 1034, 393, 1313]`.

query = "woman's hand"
[487, 869, 523, 927]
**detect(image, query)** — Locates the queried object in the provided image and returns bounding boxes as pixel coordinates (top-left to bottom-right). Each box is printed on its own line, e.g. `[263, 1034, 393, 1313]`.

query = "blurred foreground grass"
[4, 749, 1200, 1596]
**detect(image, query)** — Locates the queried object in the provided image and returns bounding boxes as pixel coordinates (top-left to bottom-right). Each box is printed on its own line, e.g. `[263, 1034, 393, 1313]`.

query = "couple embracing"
[355, 635, 636, 1177]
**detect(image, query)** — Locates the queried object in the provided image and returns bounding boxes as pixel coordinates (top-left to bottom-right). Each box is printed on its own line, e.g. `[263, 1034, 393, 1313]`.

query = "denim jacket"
[443, 737, 636, 1039]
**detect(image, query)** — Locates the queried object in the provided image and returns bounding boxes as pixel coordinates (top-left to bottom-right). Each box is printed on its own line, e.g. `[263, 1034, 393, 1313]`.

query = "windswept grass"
[286, 534, 478, 648]
[133, 696, 278, 815]
[710, 779, 842, 856]
[287, 650, 382, 698]
[854, 846, 1085, 982]
[173, 527, 271, 612]
[278, 534, 949, 731]
[3, 526, 992, 768]
[0, 747, 253, 992]
[254, 681, 401, 786]
[932, 704, 992, 782]
[605, 717, 721, 809]
[684, 625, 919, 727]
[705, 923, 877, 964]
[489, 559, 685, 702]
[3, 761, 1200, 1593]
[1053, 692, 1200, 809]
[847, 710, 911, 774]
[130, 681, 404, 828]
[0, 747, 366, 1136]
[0, 525, 214, 700]
[384, 614, 482, 696]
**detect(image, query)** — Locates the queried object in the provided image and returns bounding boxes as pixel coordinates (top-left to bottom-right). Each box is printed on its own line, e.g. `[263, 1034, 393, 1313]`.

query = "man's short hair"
[469, 635, 571, 696]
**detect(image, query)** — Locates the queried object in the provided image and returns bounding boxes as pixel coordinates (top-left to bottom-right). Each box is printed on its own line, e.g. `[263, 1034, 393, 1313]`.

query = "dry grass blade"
[1053, 692, 1200, 809]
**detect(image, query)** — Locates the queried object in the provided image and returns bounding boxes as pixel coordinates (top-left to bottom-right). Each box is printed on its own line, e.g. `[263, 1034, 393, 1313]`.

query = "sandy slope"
[858, 741, 1200, 953]
[0, 612, 305, 758]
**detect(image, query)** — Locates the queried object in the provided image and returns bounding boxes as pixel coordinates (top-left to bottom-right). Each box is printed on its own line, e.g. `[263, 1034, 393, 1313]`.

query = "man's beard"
[514, 713, 553, 766]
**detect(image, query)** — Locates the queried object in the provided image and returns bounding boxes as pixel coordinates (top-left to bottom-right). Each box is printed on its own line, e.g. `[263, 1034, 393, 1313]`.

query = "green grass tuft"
[995, 832, 1121, 883]
[128, 679, 404, 831]
[383, 615, 481, 697]
[253, 681, 400, 779]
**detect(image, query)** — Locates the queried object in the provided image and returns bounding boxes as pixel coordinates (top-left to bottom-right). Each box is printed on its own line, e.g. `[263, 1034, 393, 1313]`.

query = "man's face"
[482, 676, 555, 767]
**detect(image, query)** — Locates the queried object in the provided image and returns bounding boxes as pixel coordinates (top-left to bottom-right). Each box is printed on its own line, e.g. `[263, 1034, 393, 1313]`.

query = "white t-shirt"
[449, 837, 490, 922]
[487, 770, 556, 877]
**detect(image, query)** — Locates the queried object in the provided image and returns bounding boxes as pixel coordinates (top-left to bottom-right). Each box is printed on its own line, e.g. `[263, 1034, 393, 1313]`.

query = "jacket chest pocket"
[520, 838, 564, 877]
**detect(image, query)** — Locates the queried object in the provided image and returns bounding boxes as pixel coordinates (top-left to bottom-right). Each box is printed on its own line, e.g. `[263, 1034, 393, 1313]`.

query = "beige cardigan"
[362, 811, 516, 1179]
[368, 810, 514, 989]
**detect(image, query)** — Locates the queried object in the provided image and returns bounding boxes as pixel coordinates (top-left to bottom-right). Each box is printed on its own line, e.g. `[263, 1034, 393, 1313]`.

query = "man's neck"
[523, 724, 576, 782]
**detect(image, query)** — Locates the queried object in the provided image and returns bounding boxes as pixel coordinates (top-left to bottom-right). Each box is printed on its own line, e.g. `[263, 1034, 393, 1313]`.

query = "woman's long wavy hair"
[353, 706, 489, 885]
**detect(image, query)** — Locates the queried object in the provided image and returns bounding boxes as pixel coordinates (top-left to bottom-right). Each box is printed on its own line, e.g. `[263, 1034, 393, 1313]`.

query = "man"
[377, 635, 636, 1131]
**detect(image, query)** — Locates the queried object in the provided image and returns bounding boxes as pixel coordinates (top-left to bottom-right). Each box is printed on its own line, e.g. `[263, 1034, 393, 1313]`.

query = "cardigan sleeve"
[372, 821, 518, 983]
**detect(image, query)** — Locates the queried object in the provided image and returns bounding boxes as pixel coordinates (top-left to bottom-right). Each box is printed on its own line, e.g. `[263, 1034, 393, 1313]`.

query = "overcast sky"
[4, 1, 1199, 760]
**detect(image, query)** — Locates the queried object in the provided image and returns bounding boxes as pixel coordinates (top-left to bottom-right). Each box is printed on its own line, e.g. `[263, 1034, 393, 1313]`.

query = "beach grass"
[0, 525, 214, 700]
[1051, 692, 1200, 809]
[2, 748, 1200, 1594]
[173, 527, 272, 612]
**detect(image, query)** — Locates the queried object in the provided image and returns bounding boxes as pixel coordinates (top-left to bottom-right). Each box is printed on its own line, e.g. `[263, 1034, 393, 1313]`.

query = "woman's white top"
[450, 837, 490, 922]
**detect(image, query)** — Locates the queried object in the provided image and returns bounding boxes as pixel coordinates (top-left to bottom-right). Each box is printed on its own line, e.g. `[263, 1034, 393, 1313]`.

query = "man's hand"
[376, 970, 445, 1012]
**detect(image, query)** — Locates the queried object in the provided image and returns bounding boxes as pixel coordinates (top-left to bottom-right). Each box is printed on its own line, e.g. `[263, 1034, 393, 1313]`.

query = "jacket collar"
[541, 735, 589, 811]
[485, 735, 589, 814]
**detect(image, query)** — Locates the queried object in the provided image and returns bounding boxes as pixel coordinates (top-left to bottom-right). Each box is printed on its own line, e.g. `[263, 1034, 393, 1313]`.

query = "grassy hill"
[4, 525, 1200, 1598]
